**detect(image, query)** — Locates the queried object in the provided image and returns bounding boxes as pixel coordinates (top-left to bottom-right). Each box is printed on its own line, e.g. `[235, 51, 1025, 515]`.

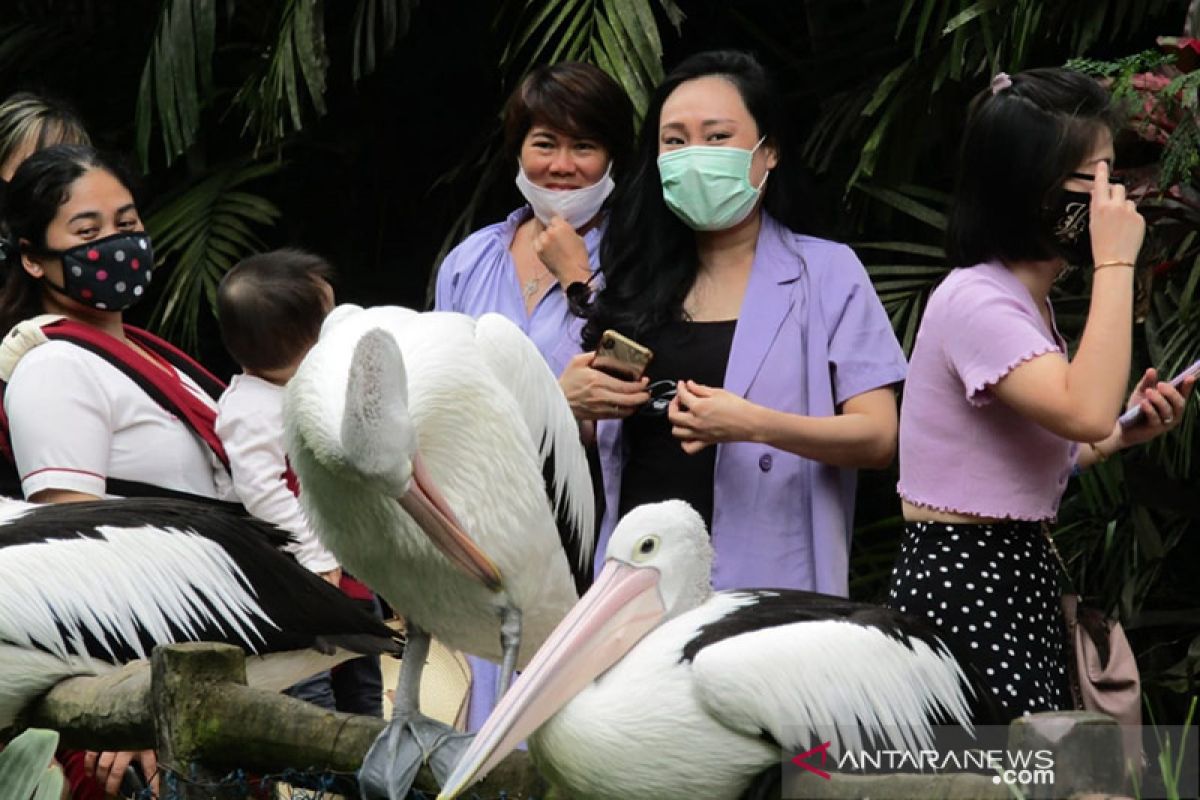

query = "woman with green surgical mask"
[560, 50, 907, 597]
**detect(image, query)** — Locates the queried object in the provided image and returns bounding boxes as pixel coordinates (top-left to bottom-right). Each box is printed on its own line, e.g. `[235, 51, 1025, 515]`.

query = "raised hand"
[1088, 160, 1145, 267]
[533, 216, 591, 286]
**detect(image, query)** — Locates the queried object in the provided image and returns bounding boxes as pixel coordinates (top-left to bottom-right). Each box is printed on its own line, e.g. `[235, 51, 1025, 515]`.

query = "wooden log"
[25, 661, 153, 750]
[24, 643, 540, 797]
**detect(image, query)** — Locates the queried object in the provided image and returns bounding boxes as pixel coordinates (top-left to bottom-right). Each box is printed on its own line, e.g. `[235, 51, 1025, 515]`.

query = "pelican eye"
[632, 535, 660, 562]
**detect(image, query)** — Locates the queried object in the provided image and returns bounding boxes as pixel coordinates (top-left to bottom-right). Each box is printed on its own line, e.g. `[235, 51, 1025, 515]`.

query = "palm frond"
[499, 0, 685, 119]
[351, 0, 418, 82]
[233, 0, 329, 152]
[145, 161, 282, 352]
[134, 0, 217, 170]
[805, 0, 1179, 189]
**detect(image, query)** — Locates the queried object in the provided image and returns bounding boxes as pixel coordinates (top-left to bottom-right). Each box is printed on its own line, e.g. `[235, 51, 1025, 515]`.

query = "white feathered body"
[287, 308, 590, 666]
[529, 591, 973, 800]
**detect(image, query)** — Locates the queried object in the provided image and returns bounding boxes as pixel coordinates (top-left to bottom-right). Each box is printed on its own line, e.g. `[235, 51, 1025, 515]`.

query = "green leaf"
[862, 61, 910, 117]
[145, 161, 283, 351]
[234, 0, 331, 151]
[134, 0, 217, 169]
[912, 0, 938, 57]
[0, 729, 63, 800]
[942, 0, 1003, 36]
[501, 0, 585, 70]
[854, 242, 946, 258]
[856, 184, 948, 231]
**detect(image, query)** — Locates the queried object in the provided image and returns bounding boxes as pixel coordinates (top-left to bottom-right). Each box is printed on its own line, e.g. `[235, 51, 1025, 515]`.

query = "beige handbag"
[1047, 527, 1142, 765]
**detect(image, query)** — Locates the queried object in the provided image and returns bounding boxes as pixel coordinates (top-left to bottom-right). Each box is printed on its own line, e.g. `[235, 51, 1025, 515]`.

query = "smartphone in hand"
[1118, 358, 1200, 428]
[592, 329, 653, 380]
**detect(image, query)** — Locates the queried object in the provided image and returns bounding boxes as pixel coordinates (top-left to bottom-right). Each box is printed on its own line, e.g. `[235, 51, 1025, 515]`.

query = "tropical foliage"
[0, 0, 1195, 721]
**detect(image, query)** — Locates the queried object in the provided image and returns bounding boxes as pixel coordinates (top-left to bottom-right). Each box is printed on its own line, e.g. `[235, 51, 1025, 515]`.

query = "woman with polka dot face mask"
[0, 144, 233, 506]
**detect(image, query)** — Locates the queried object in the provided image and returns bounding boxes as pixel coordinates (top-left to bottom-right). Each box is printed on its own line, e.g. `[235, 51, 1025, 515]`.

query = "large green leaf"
[145, 161, 282, 352]
[134, 0, 217, 170]
[0, 728, 64, 800]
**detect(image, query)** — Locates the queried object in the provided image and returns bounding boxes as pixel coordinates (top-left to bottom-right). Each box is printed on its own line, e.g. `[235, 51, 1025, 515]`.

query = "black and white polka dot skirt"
[886, 520, 1071, 720]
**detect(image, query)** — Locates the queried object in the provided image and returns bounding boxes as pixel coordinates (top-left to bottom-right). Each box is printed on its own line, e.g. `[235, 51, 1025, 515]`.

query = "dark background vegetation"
[2, 0, 1197, 727]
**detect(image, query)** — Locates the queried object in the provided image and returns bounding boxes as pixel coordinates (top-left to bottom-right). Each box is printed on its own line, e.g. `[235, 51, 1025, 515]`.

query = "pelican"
[284, 306, 593, 798]
[0, 496, 402, 732]
[440, 501, 1000, 800]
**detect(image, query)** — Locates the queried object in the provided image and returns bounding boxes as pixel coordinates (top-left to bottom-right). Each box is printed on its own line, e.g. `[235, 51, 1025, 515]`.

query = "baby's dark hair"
[217, 248, 335, 372]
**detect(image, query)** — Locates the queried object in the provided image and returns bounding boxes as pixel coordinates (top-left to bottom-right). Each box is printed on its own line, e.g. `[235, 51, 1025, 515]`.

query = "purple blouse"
[595, 214, 907, 596]
[433, 206, 602, 376]
[898, 260, 1078, 520]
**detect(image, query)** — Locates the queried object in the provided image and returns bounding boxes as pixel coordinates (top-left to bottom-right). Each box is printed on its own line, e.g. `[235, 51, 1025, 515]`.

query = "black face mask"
[1045, 188, 1092, 266]
[37, 231, 154, 311]
[1044, 172, 1126, 267]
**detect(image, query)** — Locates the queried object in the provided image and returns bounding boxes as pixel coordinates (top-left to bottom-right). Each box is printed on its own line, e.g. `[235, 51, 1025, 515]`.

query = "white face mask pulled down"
[514, 161, 615, 230]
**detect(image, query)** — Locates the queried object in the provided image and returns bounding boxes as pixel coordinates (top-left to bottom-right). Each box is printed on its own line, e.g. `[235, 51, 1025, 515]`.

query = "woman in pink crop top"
[889, 68, 1194, 720]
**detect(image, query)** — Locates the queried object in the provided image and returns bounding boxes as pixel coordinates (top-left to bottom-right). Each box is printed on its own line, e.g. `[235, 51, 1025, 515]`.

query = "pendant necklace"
[523, 271, 551, 300]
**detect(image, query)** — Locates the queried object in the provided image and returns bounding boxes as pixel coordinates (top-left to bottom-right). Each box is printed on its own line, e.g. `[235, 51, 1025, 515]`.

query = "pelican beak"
[396, 453, 503, 592]
[437, 558, 665, 799]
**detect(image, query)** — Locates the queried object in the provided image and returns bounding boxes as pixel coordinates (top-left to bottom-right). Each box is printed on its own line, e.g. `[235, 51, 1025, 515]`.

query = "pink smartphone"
[1118, 358, 1200, 428]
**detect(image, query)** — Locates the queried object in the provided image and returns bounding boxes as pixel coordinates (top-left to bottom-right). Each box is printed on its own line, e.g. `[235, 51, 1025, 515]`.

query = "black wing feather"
[681, 589, 1006, 725]
[0, 498, 401, 664]
[540, 441, 594, 597]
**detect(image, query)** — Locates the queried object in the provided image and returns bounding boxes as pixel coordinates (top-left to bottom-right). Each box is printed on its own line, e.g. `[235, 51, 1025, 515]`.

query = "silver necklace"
[523, 271, 552, 300]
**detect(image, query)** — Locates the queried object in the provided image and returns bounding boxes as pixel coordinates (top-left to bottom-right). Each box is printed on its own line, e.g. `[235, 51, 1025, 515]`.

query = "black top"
[619, 319, 737, 532]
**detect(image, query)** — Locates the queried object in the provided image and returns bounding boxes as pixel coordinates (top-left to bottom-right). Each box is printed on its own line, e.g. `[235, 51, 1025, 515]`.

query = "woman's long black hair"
[581, 50, 799, 351]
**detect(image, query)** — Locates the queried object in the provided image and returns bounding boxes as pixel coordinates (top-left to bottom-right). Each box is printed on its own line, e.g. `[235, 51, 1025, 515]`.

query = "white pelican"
[284, 306, 594, 799]
[440, 500, 1000, 800]
[0, 496, 402, 732]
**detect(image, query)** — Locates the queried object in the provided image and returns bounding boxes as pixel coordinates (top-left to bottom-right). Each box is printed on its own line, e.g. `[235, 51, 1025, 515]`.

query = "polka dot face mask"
[41, 231, 153, 311]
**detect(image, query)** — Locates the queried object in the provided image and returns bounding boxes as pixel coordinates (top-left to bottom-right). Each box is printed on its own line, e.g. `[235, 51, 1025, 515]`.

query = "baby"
[215, 248, 382, 715]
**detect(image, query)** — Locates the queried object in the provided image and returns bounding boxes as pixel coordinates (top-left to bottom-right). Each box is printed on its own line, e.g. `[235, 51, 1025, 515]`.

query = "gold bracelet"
[1093, 260, 1135, 271]
[1088, 441, 1110, 462]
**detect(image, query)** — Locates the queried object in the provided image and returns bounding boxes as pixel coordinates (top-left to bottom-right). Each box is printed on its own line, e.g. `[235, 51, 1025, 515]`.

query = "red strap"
[125, 325, 226, 400]
[41, 320, 230, 468]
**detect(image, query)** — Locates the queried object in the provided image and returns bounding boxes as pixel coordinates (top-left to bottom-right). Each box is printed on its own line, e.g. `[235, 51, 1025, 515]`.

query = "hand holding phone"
[591, 329, 653, 380]
[1118, 358, 1200, 428]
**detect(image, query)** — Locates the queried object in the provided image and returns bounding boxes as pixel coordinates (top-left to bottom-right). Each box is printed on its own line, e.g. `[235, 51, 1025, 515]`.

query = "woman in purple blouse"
[890, 68, 1193, 720]
[562, 51, 907, 596]
[434, 62, 633, 377]
[433, 62, 634, 732]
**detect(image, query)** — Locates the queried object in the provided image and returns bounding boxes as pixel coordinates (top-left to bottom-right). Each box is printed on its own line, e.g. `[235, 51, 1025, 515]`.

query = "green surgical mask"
[657, 137, 768, 231]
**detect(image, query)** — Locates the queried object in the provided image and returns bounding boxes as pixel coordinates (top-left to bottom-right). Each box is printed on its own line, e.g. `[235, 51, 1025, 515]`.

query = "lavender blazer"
[595, 214, 907, 596]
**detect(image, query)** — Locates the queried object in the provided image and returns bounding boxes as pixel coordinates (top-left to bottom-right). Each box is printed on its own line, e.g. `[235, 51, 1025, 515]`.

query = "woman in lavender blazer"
[561, 51, 907, 598]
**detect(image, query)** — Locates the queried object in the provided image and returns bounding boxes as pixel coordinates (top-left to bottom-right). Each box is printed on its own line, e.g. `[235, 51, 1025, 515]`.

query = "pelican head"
[286, 308, 501, 591]
[438, 500, 713, 799]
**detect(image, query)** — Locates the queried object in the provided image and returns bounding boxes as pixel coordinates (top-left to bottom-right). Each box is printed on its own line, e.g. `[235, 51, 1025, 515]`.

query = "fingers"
[138, 749, 160, 794]
[1091, 160, 1109, 202]
[103, 750, 134, 795]
[675, 380, 698, 408]
[1179, 375, 1197, 401]
[1137, 381, 1184, 427]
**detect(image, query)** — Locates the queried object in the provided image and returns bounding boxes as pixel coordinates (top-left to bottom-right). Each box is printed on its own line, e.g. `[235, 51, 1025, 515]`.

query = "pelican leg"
[358, 624, 474, 800]
[495, 604, 523, 700]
